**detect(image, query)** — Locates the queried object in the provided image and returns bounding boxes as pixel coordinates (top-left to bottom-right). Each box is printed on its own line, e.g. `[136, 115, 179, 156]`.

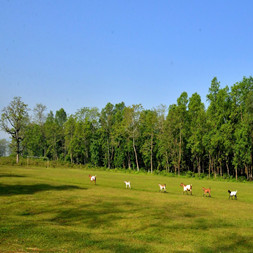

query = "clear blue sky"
[1, 0, 253, 139]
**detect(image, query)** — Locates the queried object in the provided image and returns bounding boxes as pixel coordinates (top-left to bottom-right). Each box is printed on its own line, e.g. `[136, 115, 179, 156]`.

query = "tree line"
[1, 76, 253, 180]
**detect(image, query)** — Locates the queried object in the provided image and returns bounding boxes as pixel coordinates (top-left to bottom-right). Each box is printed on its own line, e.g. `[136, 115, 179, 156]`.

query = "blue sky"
[1, 0, 253, 138]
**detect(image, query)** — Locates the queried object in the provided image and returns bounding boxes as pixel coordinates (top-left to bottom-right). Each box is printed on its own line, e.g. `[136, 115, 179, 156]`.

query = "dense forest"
[1, 77, 253, 180]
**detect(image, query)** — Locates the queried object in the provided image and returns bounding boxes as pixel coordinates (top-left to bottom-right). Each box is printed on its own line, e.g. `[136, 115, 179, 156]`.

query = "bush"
[153, 170, 160, 175]
[238, 176, 246, 182]
[186, 171, 194, 178]
[160, 170, 169, 177]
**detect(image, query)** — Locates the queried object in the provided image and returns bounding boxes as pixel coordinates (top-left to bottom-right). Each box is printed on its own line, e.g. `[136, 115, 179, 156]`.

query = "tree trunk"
[216, 155, 219, 176]
[150, 134, 153, 173]
[165, 151, 169, 172]
[107, 138, 110, 169]
[213, 158, 216, 178]
[110, 146, 114, 167]
[128, 151, 131, 169]
[16, 137, 20, 164]
[245, 165, 249, 180]
[208, 153, 211, 178]
[226, 159, 229, 176]
[251, 153, 253, 178]
[197, 156, 201, 176]
[219, 160, 222, 176]
[133, 138, 139, 171]
[178, 129, 182, 176]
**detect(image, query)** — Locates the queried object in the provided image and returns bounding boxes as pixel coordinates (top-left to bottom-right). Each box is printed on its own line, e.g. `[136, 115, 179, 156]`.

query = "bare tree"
[0, 139, 9, 156]
[33, 103, 47, 125]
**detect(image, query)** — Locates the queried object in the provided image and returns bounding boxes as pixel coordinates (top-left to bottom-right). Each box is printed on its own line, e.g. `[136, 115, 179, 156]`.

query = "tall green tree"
[111, 102, 126, 168]
[175, 92, 189, 175]
[0, 97, 29, 163]
[44, 111, 62, 160]
[156, 105, 168, 171]
[188, 93, 206, 175]
[55, 108, 67, 127]
[165, 104, 178, 173]
[140, 109, 158, 173]
[55, 108, 67, 160]
[64, 115, 76, 163]
[231, 77, 253, 179]
[23, 123, 45, 157]
[27, 103, 48, 157]
[122, 104, 143, 170]
[75, 107, 101, 166]
[206, 77, 222, 177]
[100, 103, 114, 168]
[245, 90, 253, 178]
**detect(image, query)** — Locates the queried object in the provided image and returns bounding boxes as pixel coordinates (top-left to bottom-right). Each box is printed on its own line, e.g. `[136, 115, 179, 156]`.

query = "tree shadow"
[48, 200, 150, 252]
[0, 174, 26, 178]
[149, 204, 233, 231]
[198, 234, 253, 253]
[135, 202, 253, 252]
[93, 238, 149, 253]
[0, 183, 86, 196]
[0, 222, 149, 253]
[50, 201, 127, 228]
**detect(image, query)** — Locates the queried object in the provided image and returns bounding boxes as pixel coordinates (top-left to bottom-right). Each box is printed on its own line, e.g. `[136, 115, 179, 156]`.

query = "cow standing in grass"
[89, 175, 96, 185]
[124, 181, 131, 189]
[159, 184, 166, 192]
[228, 190, 237, 200]
[180, 183, 192, 195]
[202, 187, 211, 197]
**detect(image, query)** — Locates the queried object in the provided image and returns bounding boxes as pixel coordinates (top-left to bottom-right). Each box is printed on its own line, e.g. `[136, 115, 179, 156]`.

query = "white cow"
[228, 190, 237, 200]
[124, 181, 131, 189]
[159, 184, 166, 192]
[89, 175, 96, 184]
[180, 183, 192, 195]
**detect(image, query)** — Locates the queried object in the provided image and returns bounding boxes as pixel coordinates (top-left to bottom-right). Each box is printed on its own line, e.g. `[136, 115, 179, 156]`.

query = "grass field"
[0, 166, 253, 253]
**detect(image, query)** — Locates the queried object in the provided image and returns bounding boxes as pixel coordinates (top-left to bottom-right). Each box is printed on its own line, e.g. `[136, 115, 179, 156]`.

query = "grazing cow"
[180, 183, 192, 195]
[89, 175, 96, 184]
[228, 190, 237, 200]
[124, 181, 131, 189]
[202, 187, 211, 197]
[159, 184, 166, 192]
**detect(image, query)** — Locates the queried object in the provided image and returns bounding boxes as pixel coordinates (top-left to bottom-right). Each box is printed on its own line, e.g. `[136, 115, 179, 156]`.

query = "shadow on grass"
[0, 174, 26, 178]
[93, 238, 149, 253]
[50, 200, 128, 228]
[0, 183, 86, 196]
[199, 233, 253, 253]
[63, 229, 149, 252]
[1, 191, 251, 253]
[48, 201, 150, 252]
[0, 222, 149, 253]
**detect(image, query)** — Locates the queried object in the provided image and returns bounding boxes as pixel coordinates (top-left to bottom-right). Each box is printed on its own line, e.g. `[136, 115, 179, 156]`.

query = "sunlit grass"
[0, 166, 253, 252]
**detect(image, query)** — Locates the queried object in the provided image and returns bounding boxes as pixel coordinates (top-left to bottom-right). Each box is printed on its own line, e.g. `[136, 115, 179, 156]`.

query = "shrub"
[186, 171, 193, 178]
[238, 176, 246, 182]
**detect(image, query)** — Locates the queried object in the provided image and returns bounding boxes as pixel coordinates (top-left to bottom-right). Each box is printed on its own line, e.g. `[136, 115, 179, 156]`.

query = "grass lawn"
[0, 165, 253, 252]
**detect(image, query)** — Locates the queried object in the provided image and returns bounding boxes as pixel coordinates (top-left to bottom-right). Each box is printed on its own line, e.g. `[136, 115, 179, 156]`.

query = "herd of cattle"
[89, 175, 238, 200]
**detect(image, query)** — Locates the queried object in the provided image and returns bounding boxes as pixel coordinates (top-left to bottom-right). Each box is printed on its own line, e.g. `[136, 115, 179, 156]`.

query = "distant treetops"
[1, 76, 253, 181]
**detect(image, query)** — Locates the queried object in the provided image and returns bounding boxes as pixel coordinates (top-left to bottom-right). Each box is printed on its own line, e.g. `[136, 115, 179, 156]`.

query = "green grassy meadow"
[0, 166, 253, 252]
